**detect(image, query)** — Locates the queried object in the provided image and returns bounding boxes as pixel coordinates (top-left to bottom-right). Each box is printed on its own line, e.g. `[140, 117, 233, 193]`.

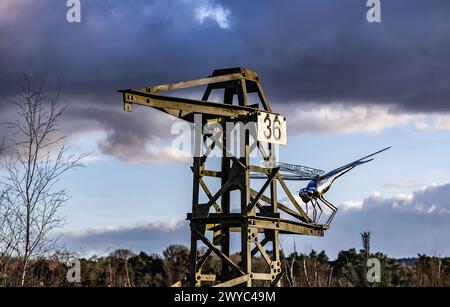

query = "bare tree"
[283, 238, 297, 287]
[303, 256, 311, 287]
[0, 138, 15, 278]
[361, 231, 371, 255]
[0, 187, 12, 270]
[1, 80, 87, 286]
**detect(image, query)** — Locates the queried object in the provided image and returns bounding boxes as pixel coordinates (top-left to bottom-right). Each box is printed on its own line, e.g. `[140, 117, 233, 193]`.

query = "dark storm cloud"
[64, 99, 180, 163]
[227, 0, 450, 112]
[1, 0, 450, 161]
[1, 0, 450, 110]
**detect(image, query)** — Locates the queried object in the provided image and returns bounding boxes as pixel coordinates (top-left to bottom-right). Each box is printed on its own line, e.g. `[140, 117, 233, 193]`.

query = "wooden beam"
[249, 165, 271, 174]
[252, 218, 324, 236]
[146, 73, 245, 93]
[213, 274, 250, 287]
[120, 90, 259, 120]
[252, 273, 273, 281]
[237, 79, 248, 107]
[200, 170, 222, 178]
[198, 274, 216, 282]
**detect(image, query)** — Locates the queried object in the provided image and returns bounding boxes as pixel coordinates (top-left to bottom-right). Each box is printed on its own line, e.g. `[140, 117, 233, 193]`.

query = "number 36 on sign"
[257, 112, 287, 145]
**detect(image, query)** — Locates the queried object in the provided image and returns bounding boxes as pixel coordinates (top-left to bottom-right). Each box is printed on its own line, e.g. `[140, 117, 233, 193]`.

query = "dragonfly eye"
[299, 189, 312, 202]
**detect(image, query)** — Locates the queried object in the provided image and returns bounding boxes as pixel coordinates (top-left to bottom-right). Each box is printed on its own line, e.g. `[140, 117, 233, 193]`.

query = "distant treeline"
[0, 245, 449, 287]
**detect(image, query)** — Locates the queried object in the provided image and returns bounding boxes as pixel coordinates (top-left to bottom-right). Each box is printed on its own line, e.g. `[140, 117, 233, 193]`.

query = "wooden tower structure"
[119, 68, 327, 287]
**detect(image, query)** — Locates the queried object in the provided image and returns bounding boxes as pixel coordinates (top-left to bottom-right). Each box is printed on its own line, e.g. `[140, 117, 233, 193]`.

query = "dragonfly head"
[299, 188, 315, 203]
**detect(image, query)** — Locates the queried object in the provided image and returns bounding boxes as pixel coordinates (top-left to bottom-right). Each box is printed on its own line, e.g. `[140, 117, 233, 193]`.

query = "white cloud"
[0, 0, 30, 25]
[341, 200, 363, 211]
[434, 115, 450, 130]
[194, 1, 231, 29]
[280, 103, 450, 135]
[99, 140, 191, 164]
[415, 114, 450, 132]
[344, 184, 450, 215]
[384, 179, 429, 190]
[285, 104, 416, 134]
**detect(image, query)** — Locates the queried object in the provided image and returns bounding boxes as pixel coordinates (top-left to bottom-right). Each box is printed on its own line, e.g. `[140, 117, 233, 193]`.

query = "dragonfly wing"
[322, 146, 390, 179]
[277, 162, 325, 177]
[250, 173, 317, 181]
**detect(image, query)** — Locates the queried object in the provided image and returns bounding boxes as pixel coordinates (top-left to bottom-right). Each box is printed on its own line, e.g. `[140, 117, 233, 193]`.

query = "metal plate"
[257, 112, 287, 145]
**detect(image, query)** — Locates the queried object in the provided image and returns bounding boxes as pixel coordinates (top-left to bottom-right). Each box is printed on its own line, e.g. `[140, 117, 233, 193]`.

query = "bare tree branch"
[0, 79, 88, 286]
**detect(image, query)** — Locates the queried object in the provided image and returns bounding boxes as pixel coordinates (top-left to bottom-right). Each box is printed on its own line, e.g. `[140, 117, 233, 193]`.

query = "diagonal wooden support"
[221, 146, 247, 170]
[250, 190, 307, 222]
[247, 167, 279, 211]
[196, 248, 213, 273]
[254, 201, 268, 213]
[209, 132, 247, 170]
[200, 138, 217, 165]
[204, 178, 234, 210]
[199, 178, 221, 213]
[192, 227, 244, 275]
[256, 82, 272, 112]
[251, 236, 269, 257]
[271, 272, 284, 287]
[277, 174, 312, 223]
[255, 240, 272, 266]
[203, 162, 245, 210]
[257, 142, 270, 162]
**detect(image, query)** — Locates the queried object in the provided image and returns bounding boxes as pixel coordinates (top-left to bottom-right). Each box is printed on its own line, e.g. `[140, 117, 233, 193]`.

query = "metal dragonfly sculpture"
[251, 147, 391, 225]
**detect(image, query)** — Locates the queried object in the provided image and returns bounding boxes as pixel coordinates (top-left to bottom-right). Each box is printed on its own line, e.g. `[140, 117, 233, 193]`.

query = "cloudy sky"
[1, 0, 450, 258]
